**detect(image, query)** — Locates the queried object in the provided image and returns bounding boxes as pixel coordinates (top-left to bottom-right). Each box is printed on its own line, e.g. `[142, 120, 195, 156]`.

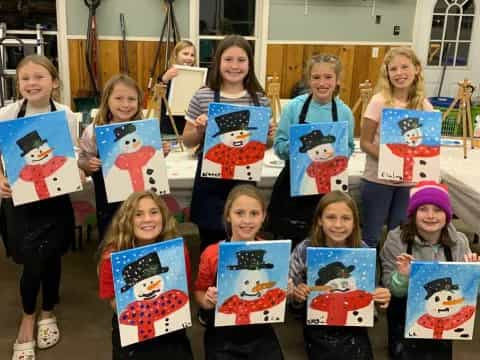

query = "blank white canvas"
[168, 65, 207, 116]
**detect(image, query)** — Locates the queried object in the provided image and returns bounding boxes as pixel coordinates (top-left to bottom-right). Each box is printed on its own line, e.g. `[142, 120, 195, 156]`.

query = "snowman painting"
[11, 130, 81, 205]
[202, 109, 266, 181]
[382, 115, 440, 182]
[308, 262, 374, 327]
[215, 249, 287, 326]
[407, 277, 476, 340]
[117, 252, 190, 346]
[298, 130, 348, 195]
[102, 122, 169, 203]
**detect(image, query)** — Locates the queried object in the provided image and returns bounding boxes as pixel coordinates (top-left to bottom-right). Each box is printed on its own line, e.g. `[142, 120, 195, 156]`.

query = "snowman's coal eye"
[31, 154, 34, 158]
[447, 295, 452, 301]
[125, 140, 130, 145]
[244, 280, 249, 285]
[315, 151, 319, 155]
[231, 133, 234, 136]
[132, 138, 137, 143]
[143, 283, 147, 287]
[323, 149, 327, 152]
[435, 296, 440, 302]
[256, 280, 260, 285]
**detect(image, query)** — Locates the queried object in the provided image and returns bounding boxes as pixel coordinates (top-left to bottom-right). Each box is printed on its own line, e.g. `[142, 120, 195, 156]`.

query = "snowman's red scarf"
[416, 305, 475, 339]
[205, 141, 265, 179]
[306, 156, 348, 193]
[19, 156, 67, 199]
[218, 288, 286, 325]
[114, 146, 156, 191]
[310, 289, 373, 326]
[119, 289, 189, 342]
[386, 144, 439, 182]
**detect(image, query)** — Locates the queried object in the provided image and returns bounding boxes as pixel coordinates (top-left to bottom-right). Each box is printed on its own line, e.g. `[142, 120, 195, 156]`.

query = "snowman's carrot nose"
[236, 132, 250, 140]
[37, 148, 53, 158]
[443, 297, 464, 306]
[147, 280, 161, 291]
[252, 281, 276, 292]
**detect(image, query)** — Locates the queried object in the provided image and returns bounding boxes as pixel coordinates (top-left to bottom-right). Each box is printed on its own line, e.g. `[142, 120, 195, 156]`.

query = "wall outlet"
[372, 47, 379, 58]
[393, 25, 400, 36]
[375, 15, 381, 24]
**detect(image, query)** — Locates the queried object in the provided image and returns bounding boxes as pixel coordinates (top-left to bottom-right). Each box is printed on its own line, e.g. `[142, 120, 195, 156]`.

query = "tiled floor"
[1, 224, 479, 359]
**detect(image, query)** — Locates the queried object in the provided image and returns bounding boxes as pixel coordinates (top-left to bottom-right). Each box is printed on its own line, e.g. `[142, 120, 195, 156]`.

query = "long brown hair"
[16, 54, 60, 101]
[94, 74, 143, 125]
[309, 191, 361, 248]
[400, 213, 452, 247]
[207, 35, 264, 104]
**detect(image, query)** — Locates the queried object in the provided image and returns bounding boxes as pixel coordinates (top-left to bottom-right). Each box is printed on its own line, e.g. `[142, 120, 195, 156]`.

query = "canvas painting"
[0, 110, 82, 206]
[215, 240, 291, 327]
[306, 247, 376, 327]
[95, 119, 169, 203]
[405, 261, 480, 340]
[201, 102, 271, 181]
[378, 108, 441, 182]
[289, 122, 349, 197]
[168, 65, 207, 116]
[111, 238, 192, 347]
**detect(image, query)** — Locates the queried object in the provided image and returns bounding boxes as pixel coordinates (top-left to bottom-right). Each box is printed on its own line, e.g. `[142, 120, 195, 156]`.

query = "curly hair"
[375, 47, 427, 110]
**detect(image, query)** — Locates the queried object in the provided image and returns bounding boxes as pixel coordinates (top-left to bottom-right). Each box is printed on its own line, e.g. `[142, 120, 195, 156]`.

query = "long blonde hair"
[99, 191, 178, 257]
[375, 47, 426, 110]
[94, 74, 143, 125]
[16, 54, 60, 101]
[169, 40, 196, 66]
[309, 191, 361, 248]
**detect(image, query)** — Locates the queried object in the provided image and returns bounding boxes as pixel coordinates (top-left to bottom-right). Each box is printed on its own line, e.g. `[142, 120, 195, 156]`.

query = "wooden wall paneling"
[68, 39, 94, 106]
[337, 46, 355, 107]
[282, 45, 304, 98]
[266, 44, 284, 88]
[126, 40, 138, 79]
[98, 40, 121, 88]
[351, 46, 372, 135]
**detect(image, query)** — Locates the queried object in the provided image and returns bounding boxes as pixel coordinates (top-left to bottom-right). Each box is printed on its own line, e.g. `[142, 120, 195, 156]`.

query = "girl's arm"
[78, 124, 102, 174]
[161, 67, 178, 83]
[359, 118, 379, 159]
[0, 168, 12, 198]
[194, 287, 217, 310]
[182, 114, 207, 148]
[273, 101, 295, 160]
[380, 231, 412, 297]
[373, 287, 391, 309]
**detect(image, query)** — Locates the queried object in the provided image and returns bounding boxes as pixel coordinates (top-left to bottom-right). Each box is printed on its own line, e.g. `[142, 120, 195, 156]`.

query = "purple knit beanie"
[407, 181, 453, 222]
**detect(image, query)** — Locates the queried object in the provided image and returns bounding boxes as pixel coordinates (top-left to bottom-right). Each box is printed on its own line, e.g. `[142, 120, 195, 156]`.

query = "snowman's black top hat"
[315, 261, 355, 286]
[121, 252, 169, 293]
[299, 129, 336, 153]
[398, 117, 422, 135]
[17, 130, 48, 157]
[424, 277, 459, 300]
[212, 109, 257, 137]
[114, 123, 137, 142]
[227, 249, 274, 270]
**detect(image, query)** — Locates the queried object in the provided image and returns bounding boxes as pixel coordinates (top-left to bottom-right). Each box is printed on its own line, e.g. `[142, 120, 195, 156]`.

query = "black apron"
[159, 79, 186, 135]
[190, 91, 260, 232]
[386, 242, 453, 360]
[0, 99, 75, 264]
[266, 95, 338, 245]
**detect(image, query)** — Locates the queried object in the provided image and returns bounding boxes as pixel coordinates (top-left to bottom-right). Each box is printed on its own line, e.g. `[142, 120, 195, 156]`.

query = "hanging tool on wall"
[120, 13, 129, 74]
[145, 0, 181, 108]
[84, 0, 102, 101]
[0, 36, 24, 107]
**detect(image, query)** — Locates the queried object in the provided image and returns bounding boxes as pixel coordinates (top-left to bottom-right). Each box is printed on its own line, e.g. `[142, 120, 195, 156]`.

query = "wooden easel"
[351, 80, 373, 128]
[441, 79, 475, 158]
[146, 83, 184, 152]
[266, 74, 282, 123]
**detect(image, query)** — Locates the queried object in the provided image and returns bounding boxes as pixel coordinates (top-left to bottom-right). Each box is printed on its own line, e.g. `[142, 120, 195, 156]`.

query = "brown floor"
[1, 224, 479, 360]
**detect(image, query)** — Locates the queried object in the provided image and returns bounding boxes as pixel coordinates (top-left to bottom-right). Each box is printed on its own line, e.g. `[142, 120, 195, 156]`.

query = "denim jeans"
[360, 180, 411, 247]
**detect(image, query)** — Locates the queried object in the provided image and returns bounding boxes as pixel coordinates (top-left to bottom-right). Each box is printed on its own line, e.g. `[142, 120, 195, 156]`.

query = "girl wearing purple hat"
[380, 181, 478, 359]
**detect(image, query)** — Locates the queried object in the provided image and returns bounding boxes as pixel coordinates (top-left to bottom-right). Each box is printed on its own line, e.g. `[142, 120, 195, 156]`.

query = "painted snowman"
[203, 110, 265, 181]
[105, 123, 168, 203]
[308, 262, 373, 326]
[12, 130, 81, 204]
[216, 249, 286, 326]
[408, 277, 476, 340]
[299, 130, 348, 195]
[118, 252, 190, 346]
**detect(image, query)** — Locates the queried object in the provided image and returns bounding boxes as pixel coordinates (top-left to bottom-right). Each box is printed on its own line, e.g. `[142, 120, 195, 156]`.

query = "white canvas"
[168, 65, 207, 116]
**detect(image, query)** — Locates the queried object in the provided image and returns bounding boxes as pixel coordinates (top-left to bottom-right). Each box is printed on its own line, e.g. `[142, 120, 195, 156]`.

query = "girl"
[268, 54, 355, 246]
[381, 181, 477, 360]
[0, 55, 77, 360]
[98, 190, 193, 360]
[194, 184, 284, 359]
[359, 47, 433, 248]
[183, 34, 272, 252]
[289, 191, 391, 360]
[159, 40, 197, 135]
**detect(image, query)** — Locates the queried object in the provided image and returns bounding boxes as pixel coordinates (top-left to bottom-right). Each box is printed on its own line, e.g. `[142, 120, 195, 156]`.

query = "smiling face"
[220, 46, 249, 88]
[18, 61, 58, 107]
[404, 127, 423, 146]
[425, 289, 464, 318]
[176, 46, 195, 66]
[133, 274, 164, 300]
[387, 54, 419, 92]
[307, 143, 335, 161]
[415, 204, 447, 239]
[108, 83, 139, 123]
[133, 197, 164, 245]
[309, 62, 339, 104]
[228, 195, 265, 241]
[319, 202, 354, 247]
[24, 142, 53, 165]
[120, 132, 142, 153]
[220, 129, 251, 148]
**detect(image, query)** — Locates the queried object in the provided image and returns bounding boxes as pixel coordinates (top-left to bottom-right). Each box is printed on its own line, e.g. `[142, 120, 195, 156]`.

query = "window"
[427, 0, 475, 66]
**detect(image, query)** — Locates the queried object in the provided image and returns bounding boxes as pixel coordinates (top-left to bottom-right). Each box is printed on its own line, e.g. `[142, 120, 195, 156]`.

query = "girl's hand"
[192, 114, 208, 135]
[396, 253, 414, 277]
[373, 287, 391, 309]
[464, 253, 479, 262]
[0, 175, 12, 198]
[292, 283, 311, 303]
[162, 67, 178, 83]
[204, 286, 218, 309]
[87, 157, 102, 172]
[162, 141, 171, 157]
[268, 120, 277, 138]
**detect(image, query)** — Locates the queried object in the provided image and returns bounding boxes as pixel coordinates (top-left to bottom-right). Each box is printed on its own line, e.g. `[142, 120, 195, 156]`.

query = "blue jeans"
[360, 180, 411, 247]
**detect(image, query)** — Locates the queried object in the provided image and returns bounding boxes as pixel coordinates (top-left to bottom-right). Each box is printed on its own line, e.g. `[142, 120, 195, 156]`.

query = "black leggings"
[20, 252, 61, 315]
